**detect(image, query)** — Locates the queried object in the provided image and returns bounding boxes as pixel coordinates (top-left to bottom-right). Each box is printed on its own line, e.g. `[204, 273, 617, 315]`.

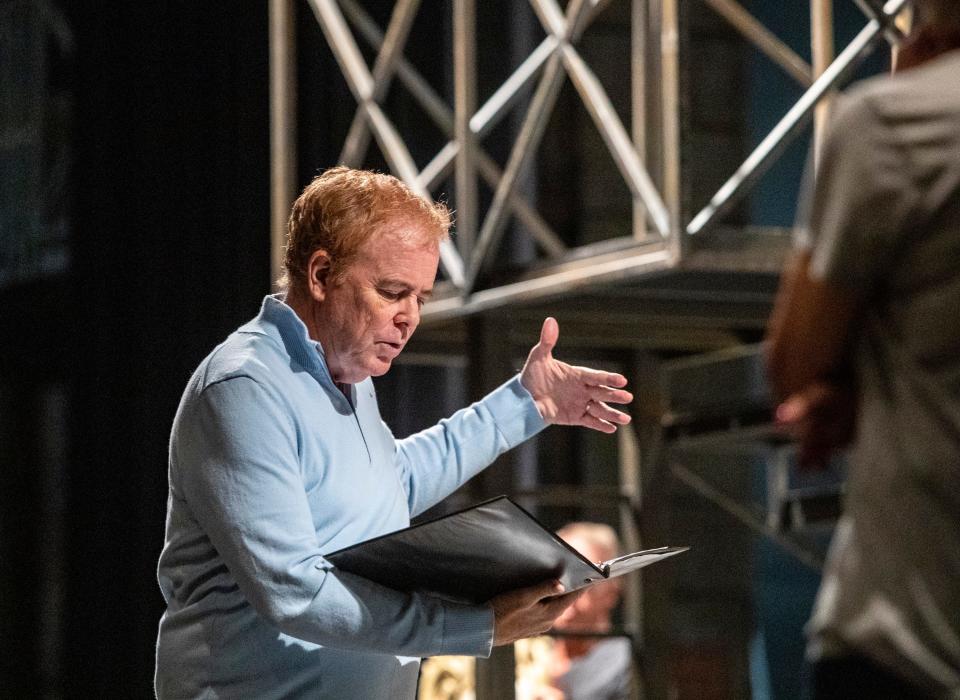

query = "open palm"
[519, 318, 633, 433]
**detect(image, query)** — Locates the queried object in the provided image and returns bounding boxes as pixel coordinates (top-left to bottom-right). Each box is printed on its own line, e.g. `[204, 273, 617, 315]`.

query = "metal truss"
[270, 0, 911, 318]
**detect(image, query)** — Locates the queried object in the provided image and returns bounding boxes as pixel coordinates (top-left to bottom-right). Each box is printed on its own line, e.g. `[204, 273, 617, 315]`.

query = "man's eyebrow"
[377, 278, 434, 296]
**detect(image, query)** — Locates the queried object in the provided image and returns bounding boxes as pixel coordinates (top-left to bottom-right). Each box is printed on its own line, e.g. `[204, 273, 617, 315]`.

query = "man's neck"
[284, 288, 350, 395]
[284, 287, 321, 342]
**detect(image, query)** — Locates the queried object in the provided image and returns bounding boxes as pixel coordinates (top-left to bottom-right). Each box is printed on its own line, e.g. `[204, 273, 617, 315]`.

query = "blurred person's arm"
[765, 250, 858, 400]
[766, 251, 860, 468]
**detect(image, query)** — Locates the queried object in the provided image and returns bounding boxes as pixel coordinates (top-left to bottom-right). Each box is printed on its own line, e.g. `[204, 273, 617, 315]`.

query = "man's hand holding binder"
[491, 580, 583, 646]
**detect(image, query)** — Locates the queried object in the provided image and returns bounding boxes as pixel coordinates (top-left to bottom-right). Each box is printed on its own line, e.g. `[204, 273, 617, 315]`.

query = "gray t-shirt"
[800, 50, 960, 697]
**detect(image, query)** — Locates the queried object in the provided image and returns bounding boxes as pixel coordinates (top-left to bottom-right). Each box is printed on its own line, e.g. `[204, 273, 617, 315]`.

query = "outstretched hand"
[520, 318, 633, 433]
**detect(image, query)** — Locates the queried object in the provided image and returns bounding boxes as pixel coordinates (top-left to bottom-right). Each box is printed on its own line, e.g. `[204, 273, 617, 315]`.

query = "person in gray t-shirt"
[766, 3, 960, 697]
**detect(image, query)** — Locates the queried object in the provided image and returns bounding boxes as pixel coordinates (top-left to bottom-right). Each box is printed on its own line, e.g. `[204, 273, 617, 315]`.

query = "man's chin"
[369, 358, 394, 377]
[340, 358, 393, 384]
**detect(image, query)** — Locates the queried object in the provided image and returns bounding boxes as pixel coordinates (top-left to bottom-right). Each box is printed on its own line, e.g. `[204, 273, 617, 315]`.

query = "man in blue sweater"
[155, 166, 634, 698]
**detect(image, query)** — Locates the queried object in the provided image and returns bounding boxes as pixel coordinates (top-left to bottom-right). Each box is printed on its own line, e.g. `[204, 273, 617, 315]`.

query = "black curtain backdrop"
[1, 2, 274, 695]
[67, 4, 271, 695]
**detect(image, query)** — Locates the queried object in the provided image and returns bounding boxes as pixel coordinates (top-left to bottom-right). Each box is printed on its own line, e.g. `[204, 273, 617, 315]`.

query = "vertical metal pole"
[269, 0, 298, 291]
[891, 3, 912, 70]
[811, 0, 834, 166]
[454, 0, 478, 257]
[468, 314, 518, 700]
[617, 422, 643, 700]
[631, 0, 648, 241]
[660, 0, 682, 259]
[627, 351, 672, 700]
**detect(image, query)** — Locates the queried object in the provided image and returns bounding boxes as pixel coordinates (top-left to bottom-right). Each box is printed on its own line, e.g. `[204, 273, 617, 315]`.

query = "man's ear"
[306, 249, 333, 302]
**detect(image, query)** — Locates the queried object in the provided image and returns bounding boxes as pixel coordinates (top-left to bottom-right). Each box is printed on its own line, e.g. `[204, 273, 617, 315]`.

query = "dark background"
[1, 3, 273, 695]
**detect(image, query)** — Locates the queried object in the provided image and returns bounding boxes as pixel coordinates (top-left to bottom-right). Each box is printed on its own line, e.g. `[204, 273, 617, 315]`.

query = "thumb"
[536, 317, 559, 355]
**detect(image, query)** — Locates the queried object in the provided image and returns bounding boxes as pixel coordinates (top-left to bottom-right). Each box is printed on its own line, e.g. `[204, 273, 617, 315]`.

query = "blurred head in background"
[555, 522, 623, 634]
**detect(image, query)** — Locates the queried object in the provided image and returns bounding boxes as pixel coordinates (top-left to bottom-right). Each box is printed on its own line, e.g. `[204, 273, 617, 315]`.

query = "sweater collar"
[245, 294, 356, 408]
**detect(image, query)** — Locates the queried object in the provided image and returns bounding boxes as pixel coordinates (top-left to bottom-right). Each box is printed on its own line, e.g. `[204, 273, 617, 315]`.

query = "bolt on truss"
[270, 0, 912, 317]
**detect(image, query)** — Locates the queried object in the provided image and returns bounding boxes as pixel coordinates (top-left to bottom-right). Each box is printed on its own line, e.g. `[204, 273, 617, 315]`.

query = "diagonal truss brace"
[338, 0, 421, 167]
[338, 0, 567, 259]
[702, 0, 813, 87]
[307, 0, 466, 287]
[464, 0, 672, 292]
[318, 0, 672, 295]
[294, 0, 910, 310]
[687, 0, 910, 236]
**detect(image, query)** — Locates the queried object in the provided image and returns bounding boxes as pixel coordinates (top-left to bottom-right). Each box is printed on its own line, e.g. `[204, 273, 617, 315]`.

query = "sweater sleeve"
[172, 375, 493, 657]
[394, 375, 547, 518]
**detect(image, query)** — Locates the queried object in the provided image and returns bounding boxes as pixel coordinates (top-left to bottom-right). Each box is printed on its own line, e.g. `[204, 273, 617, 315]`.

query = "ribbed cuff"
[481, 376, 547, 448]
[440, 601, 495, 658]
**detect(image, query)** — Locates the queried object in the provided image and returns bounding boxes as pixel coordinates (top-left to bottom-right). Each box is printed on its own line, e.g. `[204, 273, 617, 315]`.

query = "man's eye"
[379, 289, 401, 301]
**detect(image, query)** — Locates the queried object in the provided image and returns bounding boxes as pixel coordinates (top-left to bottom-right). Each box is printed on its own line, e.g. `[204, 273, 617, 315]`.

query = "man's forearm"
[766, 251, 859, 399]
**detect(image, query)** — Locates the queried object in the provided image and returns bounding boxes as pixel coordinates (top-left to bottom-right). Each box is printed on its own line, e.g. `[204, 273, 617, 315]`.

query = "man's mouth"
[376, 341, 403, 357]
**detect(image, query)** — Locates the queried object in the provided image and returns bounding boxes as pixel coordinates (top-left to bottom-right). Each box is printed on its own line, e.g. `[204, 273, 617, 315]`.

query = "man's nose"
[396, 297, 420, 334]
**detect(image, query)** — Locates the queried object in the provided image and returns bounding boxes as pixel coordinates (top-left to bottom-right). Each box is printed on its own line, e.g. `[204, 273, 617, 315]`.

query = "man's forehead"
[367, 218, 439, 247]
[361, 224, 439, 253]
[356, 229, 439, 284]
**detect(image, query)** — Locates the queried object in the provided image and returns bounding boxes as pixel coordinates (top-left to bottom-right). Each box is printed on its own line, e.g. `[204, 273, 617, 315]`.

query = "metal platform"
[403, 225, 788, 363]
[269, 0, 909, 328]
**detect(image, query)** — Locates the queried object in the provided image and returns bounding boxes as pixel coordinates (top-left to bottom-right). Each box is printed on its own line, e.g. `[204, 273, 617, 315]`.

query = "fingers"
[776, 392, 815, 426]
[578, 368, 632, 412]
[522, 579, 566, 605]
[538, 590, 583, 634]
[776, 382, 839, 426]
[493, 579, 564, 611]
[577, 365, 629, 389]
[775, 381, 857, 471]
[589, 385, 634, 406]
[579, 412, 618, 434]
[527, 587, 581, 633]
[543, 589, 582, 612]
[585, 399, 632, 427]
[491, 578, 571, 646]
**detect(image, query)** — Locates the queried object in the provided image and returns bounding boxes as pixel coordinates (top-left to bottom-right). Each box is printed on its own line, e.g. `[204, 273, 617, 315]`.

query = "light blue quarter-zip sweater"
[155, 294, 546, 698]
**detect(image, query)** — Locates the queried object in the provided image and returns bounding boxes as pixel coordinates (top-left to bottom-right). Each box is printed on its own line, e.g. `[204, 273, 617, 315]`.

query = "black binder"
[325, 496, 687, 604]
